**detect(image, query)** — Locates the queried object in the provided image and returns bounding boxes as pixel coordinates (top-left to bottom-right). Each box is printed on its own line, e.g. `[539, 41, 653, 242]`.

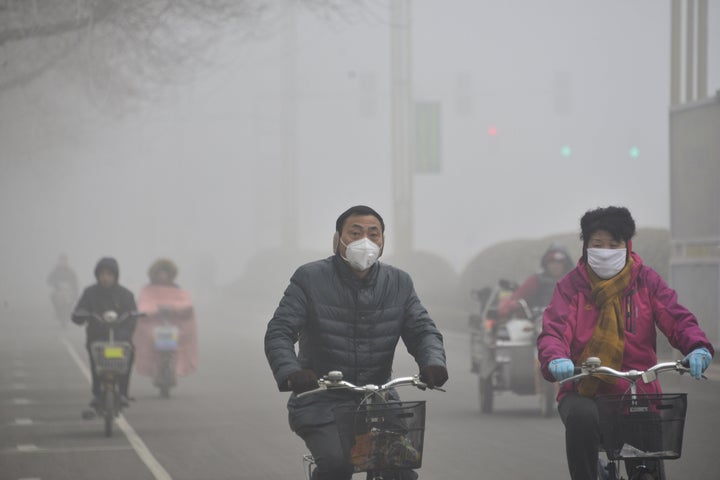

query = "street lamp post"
[390, 0, 415, 252]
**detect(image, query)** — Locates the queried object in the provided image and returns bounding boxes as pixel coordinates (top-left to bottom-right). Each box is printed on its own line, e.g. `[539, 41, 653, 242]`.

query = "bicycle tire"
[627, 459, 664, 480]
[104, 392, 114, 437]
[156, 352, 175, 398]
[479, 375, 493, 413]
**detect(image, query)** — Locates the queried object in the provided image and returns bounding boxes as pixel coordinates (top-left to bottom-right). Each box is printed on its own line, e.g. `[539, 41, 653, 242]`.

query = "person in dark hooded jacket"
[72, 257, 138, 407]
[265, 205, 448, 480]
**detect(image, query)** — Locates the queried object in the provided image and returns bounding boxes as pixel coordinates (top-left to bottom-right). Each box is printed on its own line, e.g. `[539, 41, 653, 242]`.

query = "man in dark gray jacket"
[265, 205, 448, 480]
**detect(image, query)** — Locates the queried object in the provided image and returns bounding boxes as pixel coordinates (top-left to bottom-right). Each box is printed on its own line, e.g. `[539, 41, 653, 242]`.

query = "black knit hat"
[580, 206, 636, 244]
[335, 205, 385, 233]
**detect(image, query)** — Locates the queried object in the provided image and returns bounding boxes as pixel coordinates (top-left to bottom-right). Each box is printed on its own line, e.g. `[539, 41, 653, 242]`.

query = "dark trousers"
[296, 422, 418, 480]
[558, 393, 601, 480]
[86, 344, 134, 398]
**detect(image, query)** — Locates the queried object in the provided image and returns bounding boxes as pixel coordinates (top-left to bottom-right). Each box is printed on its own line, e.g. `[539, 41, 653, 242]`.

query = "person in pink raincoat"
[537, 206, 714, 480]
[133, 259, 198, 387]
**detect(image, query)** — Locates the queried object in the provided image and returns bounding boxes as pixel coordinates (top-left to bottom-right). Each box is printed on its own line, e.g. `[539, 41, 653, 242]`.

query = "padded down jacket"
[265, 254, 446, 431]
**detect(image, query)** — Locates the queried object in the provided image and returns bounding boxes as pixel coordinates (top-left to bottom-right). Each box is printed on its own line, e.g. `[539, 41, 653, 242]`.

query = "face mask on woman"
[341, 237, 380, 271]
[586, 248, 627, 279]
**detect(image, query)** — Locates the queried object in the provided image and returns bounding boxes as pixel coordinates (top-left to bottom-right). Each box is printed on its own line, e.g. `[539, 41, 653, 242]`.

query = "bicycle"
[77, 310, 145, 437]
[559, 356, 704, 480]
[297, 371, 443, 480]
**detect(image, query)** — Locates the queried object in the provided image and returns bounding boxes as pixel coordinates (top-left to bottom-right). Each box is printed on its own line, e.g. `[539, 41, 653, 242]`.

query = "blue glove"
[683, 347, 712, 379]
[549, 358, 575, 381]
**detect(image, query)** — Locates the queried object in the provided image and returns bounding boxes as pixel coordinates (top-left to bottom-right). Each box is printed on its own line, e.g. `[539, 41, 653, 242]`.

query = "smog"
[1, 2, 719, 479]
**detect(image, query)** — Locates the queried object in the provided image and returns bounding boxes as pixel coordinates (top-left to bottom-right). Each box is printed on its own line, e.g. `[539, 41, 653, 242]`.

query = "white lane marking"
[14, 418, 33, 425]
[3, 445, 134, 455]
[13, 398, 31, 405]
[12, 383, 27, 390]
[18, 477, 41, 480]
[60, 337, 173, 480]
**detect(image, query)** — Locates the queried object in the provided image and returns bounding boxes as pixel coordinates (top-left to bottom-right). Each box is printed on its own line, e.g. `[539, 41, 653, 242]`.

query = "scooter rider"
[72, 257, 138, 408]
[47, 254, 79, 322]
[132, 258, 198, 385]
[498, 242, 573, 317]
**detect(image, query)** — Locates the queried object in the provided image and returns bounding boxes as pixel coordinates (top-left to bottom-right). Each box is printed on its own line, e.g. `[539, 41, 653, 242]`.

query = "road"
[1, 305, 719, 480]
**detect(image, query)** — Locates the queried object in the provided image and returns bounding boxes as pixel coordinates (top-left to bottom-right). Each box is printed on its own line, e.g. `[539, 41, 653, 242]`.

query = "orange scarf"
[577, 256, 633, 397]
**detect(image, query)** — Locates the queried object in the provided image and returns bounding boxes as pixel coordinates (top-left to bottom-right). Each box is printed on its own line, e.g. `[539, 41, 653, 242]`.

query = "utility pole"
[281, 2, 299, 249]
[390, 0, 414, 252]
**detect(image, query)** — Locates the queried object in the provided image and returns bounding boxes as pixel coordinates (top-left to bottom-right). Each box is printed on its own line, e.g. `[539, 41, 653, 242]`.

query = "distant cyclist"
[47, 254, 79, 325]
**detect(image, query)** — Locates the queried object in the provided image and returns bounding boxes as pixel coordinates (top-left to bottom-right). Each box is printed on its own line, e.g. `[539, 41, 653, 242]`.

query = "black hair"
[335, 205, 385, 233]
[580, 206, 636, 244]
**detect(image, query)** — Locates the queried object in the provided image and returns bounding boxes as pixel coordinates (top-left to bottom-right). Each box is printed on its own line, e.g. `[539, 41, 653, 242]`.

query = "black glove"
[419, 365, 448, 388]
[71, 310, 91, 326]
[286, 369, 319, 394]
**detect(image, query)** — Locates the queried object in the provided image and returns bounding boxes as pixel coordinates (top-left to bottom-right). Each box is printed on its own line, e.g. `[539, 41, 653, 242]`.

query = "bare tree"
[0, 0, 380, 104]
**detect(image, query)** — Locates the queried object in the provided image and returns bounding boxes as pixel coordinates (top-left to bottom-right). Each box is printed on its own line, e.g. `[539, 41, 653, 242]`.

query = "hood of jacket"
[94, 257, 119, 281]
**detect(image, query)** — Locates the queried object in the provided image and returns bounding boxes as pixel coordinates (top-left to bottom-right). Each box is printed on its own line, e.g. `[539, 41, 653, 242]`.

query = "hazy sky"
[1, 0, 718, 303]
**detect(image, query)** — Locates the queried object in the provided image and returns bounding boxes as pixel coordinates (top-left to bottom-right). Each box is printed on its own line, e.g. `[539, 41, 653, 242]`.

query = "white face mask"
[586, 248, 627, 279]
[341, 237, 381, 271]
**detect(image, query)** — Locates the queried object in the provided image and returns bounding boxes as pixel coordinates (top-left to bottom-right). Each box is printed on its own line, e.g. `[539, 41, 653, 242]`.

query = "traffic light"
[487, 126, 498, 137]
[560, 145, 572, 157]
[629, 146, 640, 158]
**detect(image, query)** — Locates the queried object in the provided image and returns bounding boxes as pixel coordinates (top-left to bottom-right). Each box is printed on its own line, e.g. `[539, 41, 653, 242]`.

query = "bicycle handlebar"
[296, 371, 443, 399]
[558, 356, 698, 385]
[74, 310, 146, 325]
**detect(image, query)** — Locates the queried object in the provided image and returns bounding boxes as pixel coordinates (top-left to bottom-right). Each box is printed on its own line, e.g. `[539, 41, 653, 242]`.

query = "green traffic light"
[629, 147, 640, 158]
[561, 145, 572, 157]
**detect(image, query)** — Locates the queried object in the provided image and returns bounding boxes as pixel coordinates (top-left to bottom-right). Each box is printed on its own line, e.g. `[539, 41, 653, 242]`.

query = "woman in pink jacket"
[133, 259, 199, 390]
[537, 206, 714, 480]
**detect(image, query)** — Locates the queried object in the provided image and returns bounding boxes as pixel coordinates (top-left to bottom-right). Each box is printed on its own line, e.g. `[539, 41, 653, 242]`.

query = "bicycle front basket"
[90, 342, 133, 374]
[596, 393, 687, 460]
[334, 400, 426, 473]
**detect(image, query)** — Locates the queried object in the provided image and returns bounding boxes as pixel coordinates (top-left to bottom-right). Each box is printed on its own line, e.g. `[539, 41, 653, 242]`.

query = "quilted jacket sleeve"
[264, 268, 309, 391]
[400, 274, 446, 369]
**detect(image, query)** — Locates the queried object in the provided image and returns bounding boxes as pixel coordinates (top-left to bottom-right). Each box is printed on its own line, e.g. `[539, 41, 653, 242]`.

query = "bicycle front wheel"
[104, 392, 114, 437]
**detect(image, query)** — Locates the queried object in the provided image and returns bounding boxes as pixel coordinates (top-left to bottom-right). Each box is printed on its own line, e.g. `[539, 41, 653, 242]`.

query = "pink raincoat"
[133, 284, 198, 377]
[537, 252, 714, 401]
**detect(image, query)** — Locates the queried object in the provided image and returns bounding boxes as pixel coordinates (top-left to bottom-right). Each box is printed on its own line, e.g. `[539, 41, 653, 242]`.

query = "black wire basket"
[596, 393, 687, 460]
[334, 400, 426, 472]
